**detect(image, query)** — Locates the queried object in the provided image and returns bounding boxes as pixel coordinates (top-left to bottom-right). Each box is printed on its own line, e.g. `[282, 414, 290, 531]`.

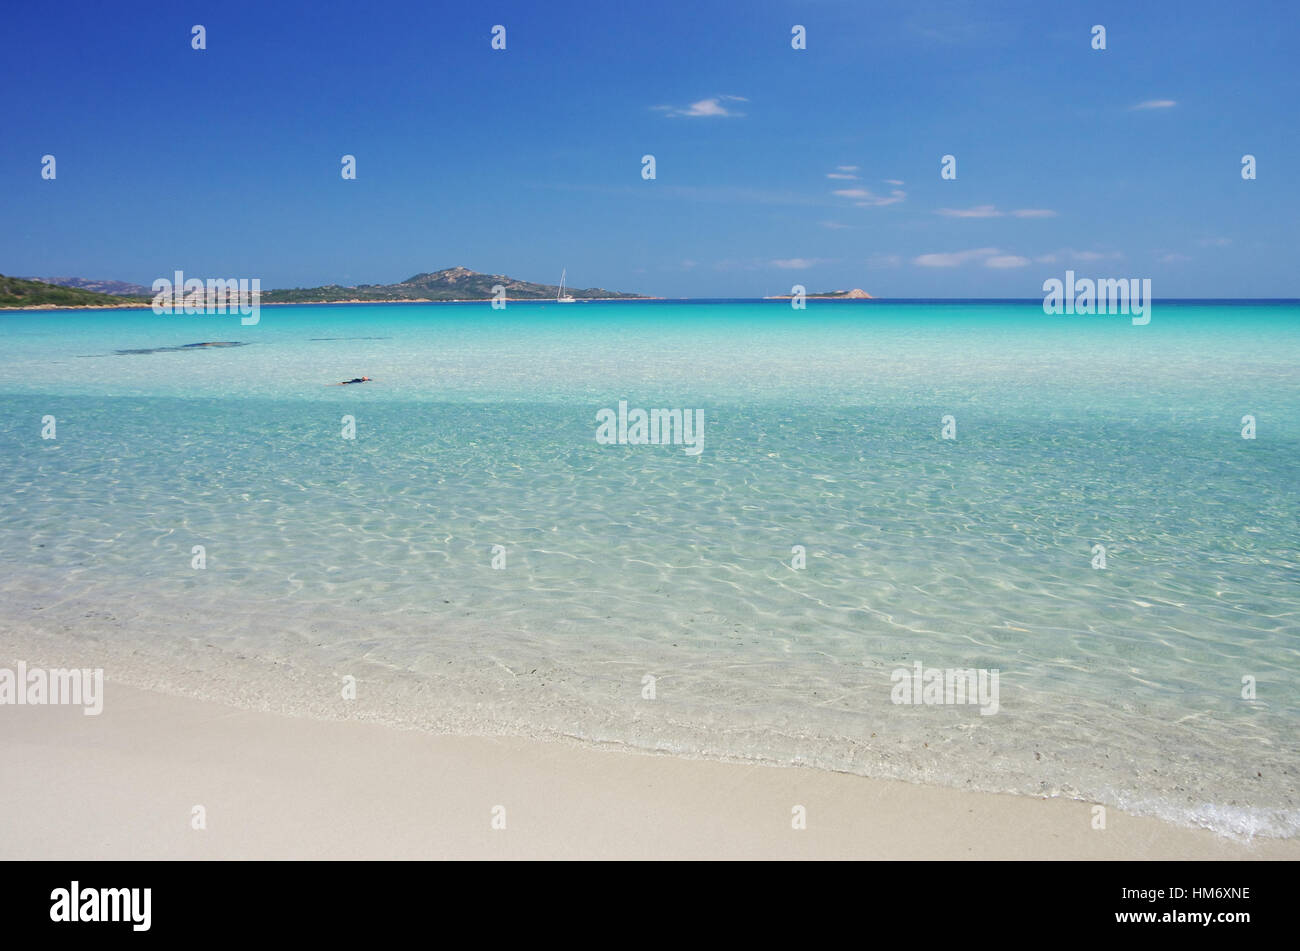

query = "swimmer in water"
[336, 376, 372, 385]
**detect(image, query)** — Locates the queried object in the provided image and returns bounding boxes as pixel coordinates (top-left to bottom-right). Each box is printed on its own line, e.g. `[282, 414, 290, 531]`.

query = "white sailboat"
[557, 268, 576, 303]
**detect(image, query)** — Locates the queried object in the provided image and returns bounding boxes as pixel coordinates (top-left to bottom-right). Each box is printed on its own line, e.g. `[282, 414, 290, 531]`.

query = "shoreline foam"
[4, 614, 1297, 846]
[2, 676, 1295, 860]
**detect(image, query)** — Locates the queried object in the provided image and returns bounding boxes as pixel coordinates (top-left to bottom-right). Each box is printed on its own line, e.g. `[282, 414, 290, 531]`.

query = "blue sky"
[2, 0, 1296, 297]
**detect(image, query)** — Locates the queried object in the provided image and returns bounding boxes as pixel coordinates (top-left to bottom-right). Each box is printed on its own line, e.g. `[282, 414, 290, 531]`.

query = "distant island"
[0, 267, 649, 309]
[261, 266, 648, 303]
[2, 270, 881, 309]
[765, 288, 874, 300]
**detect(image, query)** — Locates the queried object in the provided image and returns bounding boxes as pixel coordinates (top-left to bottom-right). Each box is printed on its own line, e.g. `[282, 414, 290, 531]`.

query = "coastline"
[2, 680, 1294, 860]
[0, 297, 659, 312]
[5, 297, 1292, 313]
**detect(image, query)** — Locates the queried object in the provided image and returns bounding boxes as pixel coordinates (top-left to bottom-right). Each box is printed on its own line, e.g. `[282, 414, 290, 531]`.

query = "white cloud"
[859, 192, 906, 207]
[654, 95, 748, 118]
[985, 255, 1031, 268]
[821, 221, 852, 230]
[1035, 248, 1124, 264]
[1132, 99, 1177, 110]
[826, 172, 858, 180]
[919, 248, 1122, 269]
[770, 258, 823, 269]
[837, 165, 859, 172]
[884, 179, 904, 186]
[911, 248, 1028, 269]
[913, 247, 1002, 268]
[936, 204, 1003, 218]
[935, 205, 1057, 219]
[832, 186, 906, 207]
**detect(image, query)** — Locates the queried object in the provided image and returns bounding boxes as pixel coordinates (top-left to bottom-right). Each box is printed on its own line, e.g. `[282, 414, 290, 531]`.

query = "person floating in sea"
[336, 376, 372, 385]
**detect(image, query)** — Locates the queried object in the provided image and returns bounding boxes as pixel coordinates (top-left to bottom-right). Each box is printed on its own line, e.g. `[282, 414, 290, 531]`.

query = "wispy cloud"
[912, 248, 1031, 269]
[935, 205, 1056, 218]
[833, 186, 906, 207]
[826, 172, 858, 180]
[1035, 249, 1124, 264]
[1132, 99, 1177, 110]
[653, 95, 748, 118]
[913, 247, 1002, 268]
[985, 255, 1031, 268]
[1159, 252, 1192, 263]
[936, 204, 1002, 218]
[837, 165, 859, 172]
[714, 256, 834, 272]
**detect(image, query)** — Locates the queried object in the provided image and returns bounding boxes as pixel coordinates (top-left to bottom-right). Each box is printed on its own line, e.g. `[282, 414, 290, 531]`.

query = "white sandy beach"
[1, 682, 1295, 860]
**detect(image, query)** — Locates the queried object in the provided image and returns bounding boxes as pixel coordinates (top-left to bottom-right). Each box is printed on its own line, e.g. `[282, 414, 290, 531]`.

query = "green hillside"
[261, 266, 645, 303]
[0, 274, 144, 308]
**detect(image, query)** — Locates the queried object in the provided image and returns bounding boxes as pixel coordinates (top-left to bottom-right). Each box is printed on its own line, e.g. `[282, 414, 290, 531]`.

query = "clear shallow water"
[1, 301, 1298, 838]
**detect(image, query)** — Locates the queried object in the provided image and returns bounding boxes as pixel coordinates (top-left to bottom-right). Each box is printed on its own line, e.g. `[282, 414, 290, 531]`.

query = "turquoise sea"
[1, 300, 1297, 838]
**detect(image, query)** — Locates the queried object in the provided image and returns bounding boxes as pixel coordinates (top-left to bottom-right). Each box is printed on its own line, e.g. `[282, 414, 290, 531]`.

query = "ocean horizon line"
[4, 296, 1298, 315]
